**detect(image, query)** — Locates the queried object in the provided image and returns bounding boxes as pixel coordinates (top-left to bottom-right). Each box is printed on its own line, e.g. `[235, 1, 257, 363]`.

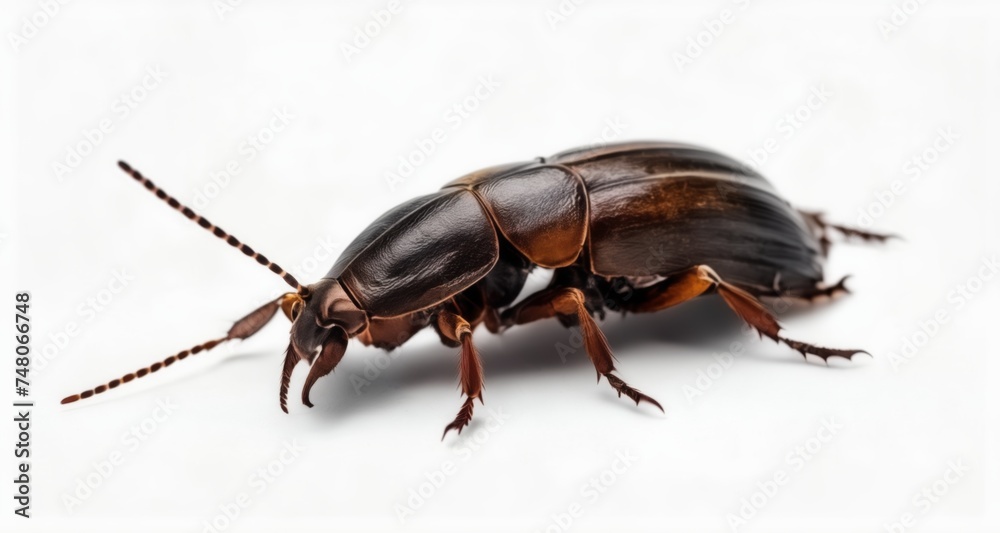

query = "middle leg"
[500, 287, 663, 411]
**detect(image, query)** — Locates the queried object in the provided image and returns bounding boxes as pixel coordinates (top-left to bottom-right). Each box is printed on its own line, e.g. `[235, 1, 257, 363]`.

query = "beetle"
[62, 141, 892, 438]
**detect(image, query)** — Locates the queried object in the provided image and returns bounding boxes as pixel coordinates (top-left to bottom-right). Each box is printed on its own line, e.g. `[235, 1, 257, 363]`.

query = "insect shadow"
[311, 297, 828, 422]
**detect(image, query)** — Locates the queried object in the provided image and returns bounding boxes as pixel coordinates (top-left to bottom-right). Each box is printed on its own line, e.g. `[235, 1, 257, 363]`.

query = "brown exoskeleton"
[63, 142, 892, 438]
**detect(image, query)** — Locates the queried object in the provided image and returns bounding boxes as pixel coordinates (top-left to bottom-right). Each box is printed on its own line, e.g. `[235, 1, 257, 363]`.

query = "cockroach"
[62, 141, 892, 438]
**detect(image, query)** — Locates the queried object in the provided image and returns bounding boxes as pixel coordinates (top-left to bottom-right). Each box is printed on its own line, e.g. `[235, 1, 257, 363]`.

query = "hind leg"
[799, 210, 897, 255]
[761, 274, 852, 306]
[623, 266, 868, 363]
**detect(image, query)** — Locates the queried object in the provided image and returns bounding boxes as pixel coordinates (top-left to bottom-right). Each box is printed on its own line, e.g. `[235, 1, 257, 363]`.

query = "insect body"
[63, 141, 891, 437]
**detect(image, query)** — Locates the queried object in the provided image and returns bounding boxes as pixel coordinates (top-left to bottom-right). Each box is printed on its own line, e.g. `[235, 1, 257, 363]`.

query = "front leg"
[436, 310, 485, 439]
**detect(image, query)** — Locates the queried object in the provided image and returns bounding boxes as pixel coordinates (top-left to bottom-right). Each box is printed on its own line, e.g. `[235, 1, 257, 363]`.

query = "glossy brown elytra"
[62, 141, 892, 438]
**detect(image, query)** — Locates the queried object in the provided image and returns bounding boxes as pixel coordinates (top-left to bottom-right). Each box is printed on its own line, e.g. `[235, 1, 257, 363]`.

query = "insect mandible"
[62, 141, 893, 438]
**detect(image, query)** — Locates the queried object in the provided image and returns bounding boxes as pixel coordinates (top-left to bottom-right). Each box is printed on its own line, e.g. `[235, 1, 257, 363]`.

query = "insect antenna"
[61, 295, 286, 406]
[60, 336, 228, 404]
[117, 160, 308, 295]
[62, 166, 302, 407]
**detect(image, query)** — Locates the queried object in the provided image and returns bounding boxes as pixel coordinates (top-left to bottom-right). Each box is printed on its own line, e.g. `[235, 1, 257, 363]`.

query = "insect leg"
[799, 210, 898, 255]
[436, 310, 485, 439]
[501, 288, 663, 412]
[780, 275, 852, 304]
[625, 266, 868, 363]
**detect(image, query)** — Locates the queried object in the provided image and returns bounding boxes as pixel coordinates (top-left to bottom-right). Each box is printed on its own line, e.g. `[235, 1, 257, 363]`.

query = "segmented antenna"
[117, 160, 307, 295]
[61, 297, 284, 406]
[60, 336, 229, 404]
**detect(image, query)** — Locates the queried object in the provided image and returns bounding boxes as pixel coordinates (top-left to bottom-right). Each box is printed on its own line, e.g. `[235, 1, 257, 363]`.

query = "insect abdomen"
[556, 142, 823, 292]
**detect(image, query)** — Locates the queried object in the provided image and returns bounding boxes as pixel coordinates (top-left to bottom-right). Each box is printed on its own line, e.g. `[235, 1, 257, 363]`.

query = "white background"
[2, 1, 998, 532]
